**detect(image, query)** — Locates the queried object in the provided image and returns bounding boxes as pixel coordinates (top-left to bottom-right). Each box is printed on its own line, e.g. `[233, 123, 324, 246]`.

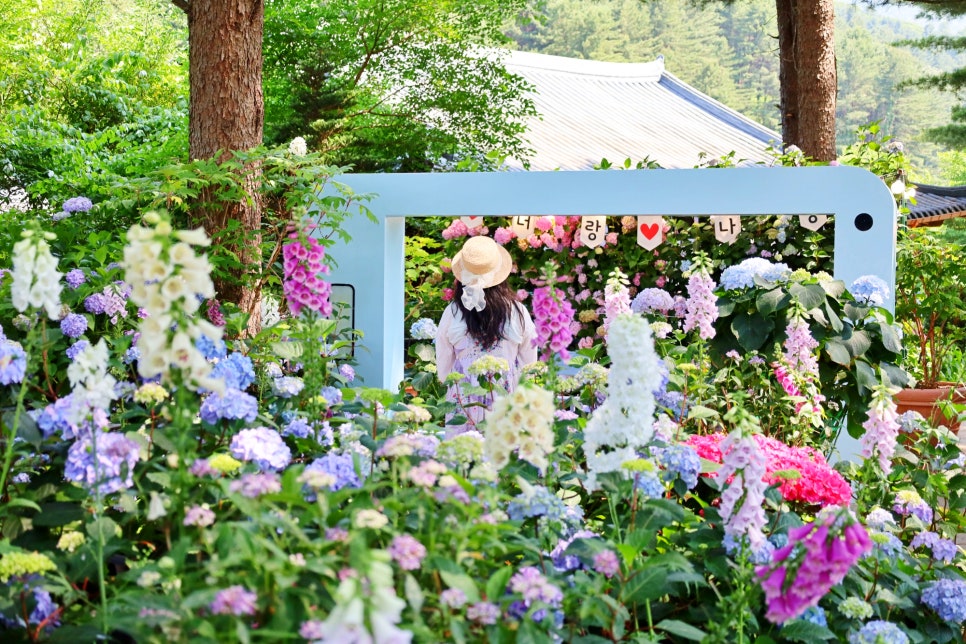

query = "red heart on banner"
[639, 223, 660, 240]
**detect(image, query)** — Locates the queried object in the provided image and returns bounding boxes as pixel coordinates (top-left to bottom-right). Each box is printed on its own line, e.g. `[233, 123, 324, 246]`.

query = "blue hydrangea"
[867, 530, 903, 558]
[921, 578, 966, 623]
[849, 620, 909, 644]
[59, 313, 88, 339]
[281, 417, 312, 439]
[230, 427, 292, 471]
[723, 533, 775, 564]
[0, 340, 27, 385]
[507, 485, 570, 522]
[29, 587, 59, 630]
[631, 288, 675, 314]
[123, 346, 140, 364]
[549, 529, 598, 572]
[305, 452, 361, 491]
[66, 340, 90, 361]
[652, 358, 670, 396]
[634, 469, 665, 499]
[655, 444, 700, 489]
[64, 268, 86, 289]
[656, 390, 687, 420]
[211, 352, 256, 390]
[196, 335, 227, 360]
[320, 386, 342, 406]
[798, 605, 827, 627]
[410, 318, 439, 340]
[850, 275, 890, 306]
[199, 389, 259, 424]
[271, 376, 305, 398]
[719, 257, 790, 290]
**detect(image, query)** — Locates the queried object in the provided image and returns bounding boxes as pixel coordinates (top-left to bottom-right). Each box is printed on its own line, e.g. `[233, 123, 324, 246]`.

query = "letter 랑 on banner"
[711, 215, 741, 245]
[637, 216, 664, 250]
[460, 215, 484, 230]
[799, 214, 828, 231]
[509, 216, 535, 239]
[581, 216, 607, 248]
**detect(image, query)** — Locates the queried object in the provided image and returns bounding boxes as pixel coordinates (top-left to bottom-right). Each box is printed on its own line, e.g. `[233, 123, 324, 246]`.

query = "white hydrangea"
[288, 136, 308, 156]
[483, 383, 555, 473]
[583, 314, 660, 491]
[10, 232, 63, 320]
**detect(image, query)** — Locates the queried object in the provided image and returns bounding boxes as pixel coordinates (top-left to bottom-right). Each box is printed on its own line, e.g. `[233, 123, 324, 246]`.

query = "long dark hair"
[453, 279, 521, 349]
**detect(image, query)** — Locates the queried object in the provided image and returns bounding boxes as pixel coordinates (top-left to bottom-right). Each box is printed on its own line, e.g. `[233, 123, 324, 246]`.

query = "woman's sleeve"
[518, 305, 538, 366]
[435, 307, 456, 382]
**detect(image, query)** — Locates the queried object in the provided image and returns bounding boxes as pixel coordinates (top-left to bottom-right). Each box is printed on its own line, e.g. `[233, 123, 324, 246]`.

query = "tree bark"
[775, 0, 798, 147]
[793, 0, 836, 161]
[774, 0, 837, 161]
[183, 0, 265, 336]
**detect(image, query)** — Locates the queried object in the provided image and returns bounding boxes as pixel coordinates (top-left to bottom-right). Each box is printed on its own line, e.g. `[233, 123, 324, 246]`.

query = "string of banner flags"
[456, 214, 829, 250]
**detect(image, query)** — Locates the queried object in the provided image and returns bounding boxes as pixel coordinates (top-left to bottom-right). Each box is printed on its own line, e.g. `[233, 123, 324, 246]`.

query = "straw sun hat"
[450, 236, 512, 311]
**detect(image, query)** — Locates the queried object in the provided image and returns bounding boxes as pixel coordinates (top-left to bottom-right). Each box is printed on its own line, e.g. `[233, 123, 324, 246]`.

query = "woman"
[436, 235, 537, 430]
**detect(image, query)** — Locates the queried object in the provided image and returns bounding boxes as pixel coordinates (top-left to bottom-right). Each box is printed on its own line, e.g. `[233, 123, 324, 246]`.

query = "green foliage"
[263, 0, 538, 172]
[895, 225, 966, 387]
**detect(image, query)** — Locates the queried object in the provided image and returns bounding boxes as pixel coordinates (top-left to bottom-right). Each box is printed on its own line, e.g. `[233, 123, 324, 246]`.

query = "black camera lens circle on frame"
[854, 213, 873, 231]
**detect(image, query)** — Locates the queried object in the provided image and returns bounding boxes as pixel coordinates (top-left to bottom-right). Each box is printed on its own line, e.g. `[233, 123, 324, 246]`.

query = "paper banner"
[509, 216, 535, 239]
[460, 215, 484, 230]
[711, 215, 741, 245]
[581, 216, 607, 248]
[799, 214, 828, 231]
[636, 216, 664, 250]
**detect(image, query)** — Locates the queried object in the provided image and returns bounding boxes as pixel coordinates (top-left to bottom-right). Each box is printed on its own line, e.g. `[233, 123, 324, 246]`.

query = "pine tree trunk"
[184, 0, 265, 336]
[776, 0, 798, 148]
[793, 0, 836, 161]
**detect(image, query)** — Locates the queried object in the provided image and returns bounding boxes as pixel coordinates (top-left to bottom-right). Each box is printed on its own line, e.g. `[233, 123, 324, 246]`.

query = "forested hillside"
[506, 0, 964, 178]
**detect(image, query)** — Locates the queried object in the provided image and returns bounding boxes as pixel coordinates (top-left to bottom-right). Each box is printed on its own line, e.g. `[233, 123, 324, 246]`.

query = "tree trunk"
[184, 0, 265, 336]
[774, 0, 837, 161]
[776, 0, 798, 147]
[793, 0, 836, 161]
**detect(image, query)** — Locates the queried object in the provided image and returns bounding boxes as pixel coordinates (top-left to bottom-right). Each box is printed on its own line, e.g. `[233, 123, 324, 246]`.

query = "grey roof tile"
[909, 184, 966, 227]
[502, 50, 781, 170]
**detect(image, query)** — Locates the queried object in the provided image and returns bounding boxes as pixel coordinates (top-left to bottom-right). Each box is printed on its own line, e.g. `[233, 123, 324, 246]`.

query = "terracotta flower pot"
[894, 384, 966, 431]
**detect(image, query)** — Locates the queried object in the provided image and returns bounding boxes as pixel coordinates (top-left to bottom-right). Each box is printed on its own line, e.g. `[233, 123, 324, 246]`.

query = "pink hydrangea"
[494, 227, 515, 245]
[442, 219, 469, 240]
[687, 433, 852, 507]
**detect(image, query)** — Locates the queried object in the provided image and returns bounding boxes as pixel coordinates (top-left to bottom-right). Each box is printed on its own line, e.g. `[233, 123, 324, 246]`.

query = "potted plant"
[893, 225, 966, 427]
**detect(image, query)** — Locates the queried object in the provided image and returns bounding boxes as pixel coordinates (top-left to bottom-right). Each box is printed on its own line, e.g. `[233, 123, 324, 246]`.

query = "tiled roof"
[908, 184, 966, 227]
[502, 50, 781, 170]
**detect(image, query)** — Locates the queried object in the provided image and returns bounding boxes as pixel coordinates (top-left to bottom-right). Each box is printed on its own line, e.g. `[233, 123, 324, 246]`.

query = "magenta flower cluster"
[756, 512, 872, 623]
[282, 234, 332, 318]
[682, 270, 717, 339]
[532, 285, 575, 361]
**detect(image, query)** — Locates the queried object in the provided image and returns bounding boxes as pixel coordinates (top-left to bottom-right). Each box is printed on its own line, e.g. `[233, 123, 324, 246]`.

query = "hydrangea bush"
[2, 154, 966, 641]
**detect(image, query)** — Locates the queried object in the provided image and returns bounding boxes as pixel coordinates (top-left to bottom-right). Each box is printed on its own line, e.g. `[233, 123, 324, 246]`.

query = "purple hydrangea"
[388, 534, 427, 570]
[0, 340, 28, 385]
[229, 472, 281, 498]
[64, 432, 140, 494]
[199, 389, 259, 425]
[62, 196, 93, 213]
[508, 566, 563, 606]
[338, 364, 355, 382]
[211, 352, 256, 390]
[593, 550, 621, 578]
[440, 588, 467, 608]
[631, 287, 675, 314]
[64, 269, 86, 289]
[921, 578, 966, 623]
[910, 531, 958, 563]
[304, 452, 360, 491]
[320, 386, 342, 406]
[549, 529, 597, 572]
[209, 585, 258, 616]
[466, 602, 500, 625]
[84, 284, 129, 321]
[59, 313, 88, 339]
[229, 427, 291, 471]
[35, 395, 108, 440]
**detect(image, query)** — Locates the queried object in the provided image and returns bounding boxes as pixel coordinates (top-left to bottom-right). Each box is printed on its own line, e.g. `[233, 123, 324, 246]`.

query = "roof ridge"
[505, 49, 665, 80]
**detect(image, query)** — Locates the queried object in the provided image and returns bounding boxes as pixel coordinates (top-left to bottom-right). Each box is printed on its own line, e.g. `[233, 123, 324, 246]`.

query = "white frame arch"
[328, 166, 897, 389]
